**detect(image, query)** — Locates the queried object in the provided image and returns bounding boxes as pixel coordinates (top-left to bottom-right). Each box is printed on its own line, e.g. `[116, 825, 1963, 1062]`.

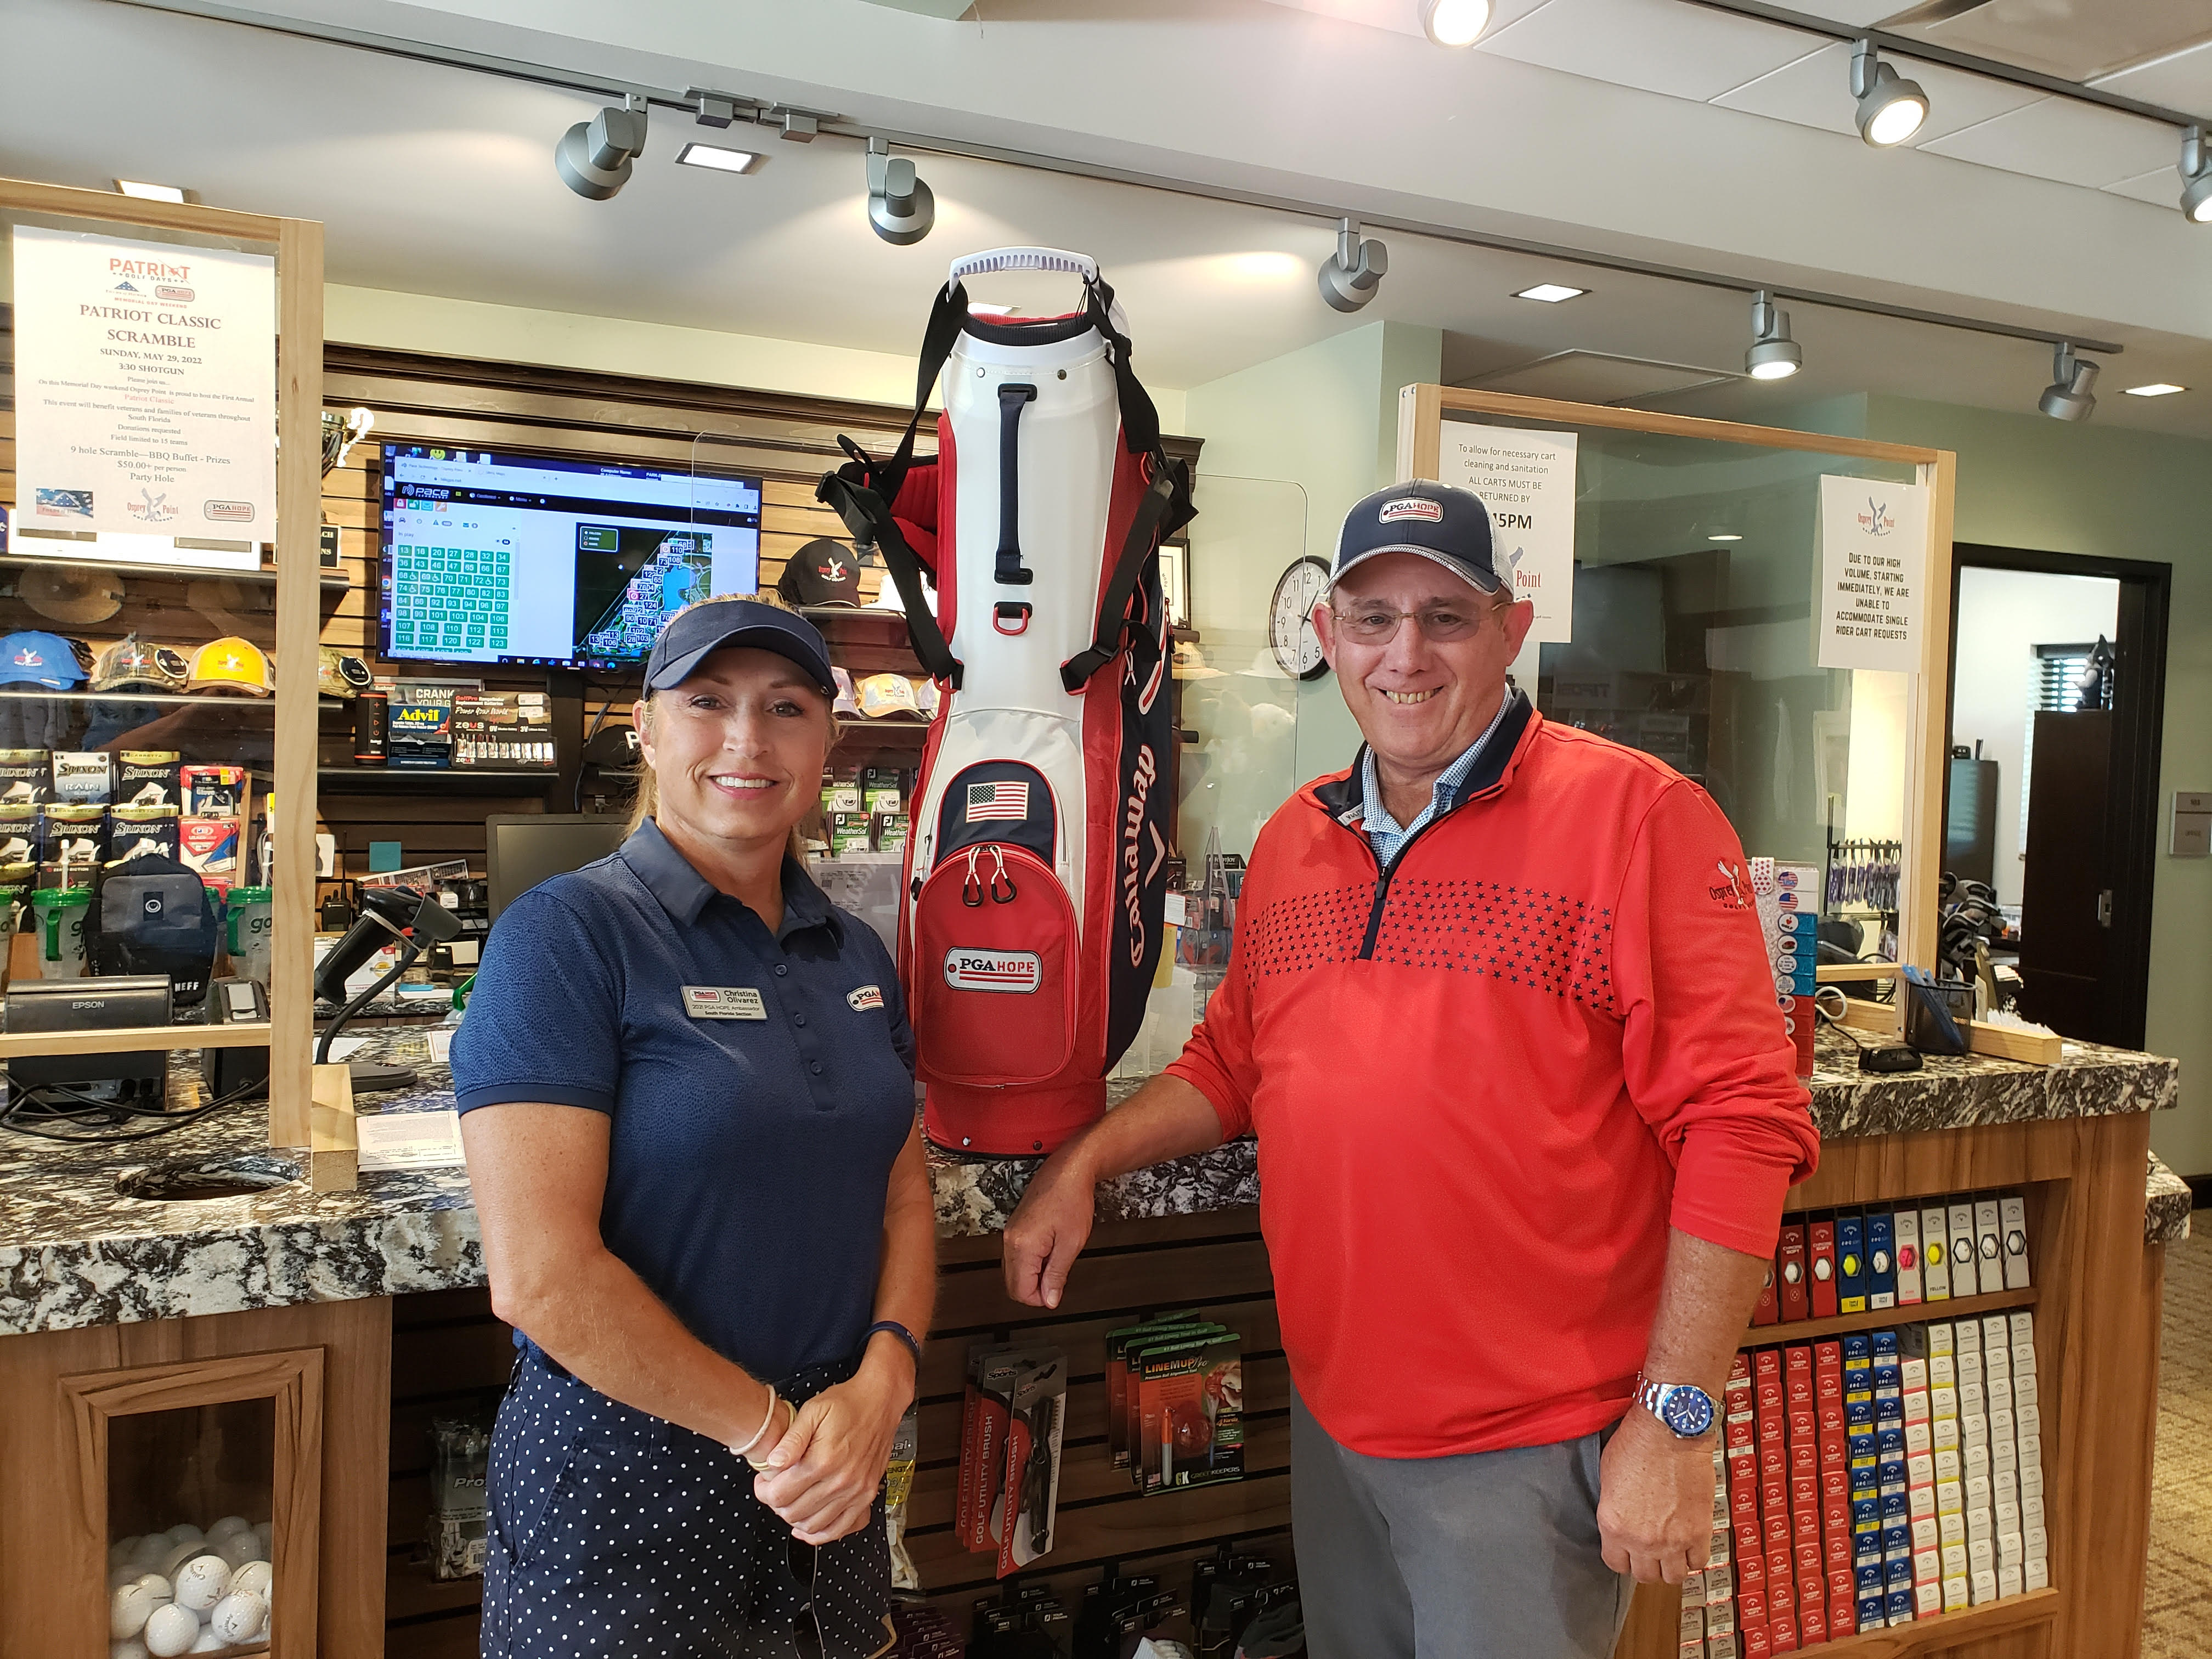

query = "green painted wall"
[1858, 396, 2212, 1177]
[1183, 320, 1444, 784]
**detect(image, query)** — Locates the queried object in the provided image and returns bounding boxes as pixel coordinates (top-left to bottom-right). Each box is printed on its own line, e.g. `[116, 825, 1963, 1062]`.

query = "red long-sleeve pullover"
[1165, 696, 1819, 1459]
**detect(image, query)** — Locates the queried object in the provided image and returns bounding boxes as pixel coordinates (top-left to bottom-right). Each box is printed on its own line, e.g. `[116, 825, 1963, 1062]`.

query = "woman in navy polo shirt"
[453, 597, 932, 1658]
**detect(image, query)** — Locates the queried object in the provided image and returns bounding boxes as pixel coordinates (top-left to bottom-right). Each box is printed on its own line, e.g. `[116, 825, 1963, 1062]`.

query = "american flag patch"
[965, 780, 1030, 822]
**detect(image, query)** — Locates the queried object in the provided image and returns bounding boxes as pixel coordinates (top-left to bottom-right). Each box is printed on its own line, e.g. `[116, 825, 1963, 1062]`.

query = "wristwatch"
[1632, 1373, 1718, 1439]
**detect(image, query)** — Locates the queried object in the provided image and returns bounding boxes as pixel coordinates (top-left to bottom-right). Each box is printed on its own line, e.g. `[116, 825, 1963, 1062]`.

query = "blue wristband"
[862, 1320, 923, 1383]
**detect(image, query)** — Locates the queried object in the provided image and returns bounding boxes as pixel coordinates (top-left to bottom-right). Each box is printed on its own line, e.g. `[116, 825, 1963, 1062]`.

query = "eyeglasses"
[1325, 597, 1507, 645]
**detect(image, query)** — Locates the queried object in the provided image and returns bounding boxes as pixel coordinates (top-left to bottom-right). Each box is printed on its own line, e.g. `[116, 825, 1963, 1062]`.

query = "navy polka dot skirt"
[482, 1351, 893, 1658]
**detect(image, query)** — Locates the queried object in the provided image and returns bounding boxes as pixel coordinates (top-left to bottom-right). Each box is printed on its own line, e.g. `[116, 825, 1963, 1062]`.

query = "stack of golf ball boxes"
[107, 1516, 275, 1657]
[1683, 1311, 2046, 1657]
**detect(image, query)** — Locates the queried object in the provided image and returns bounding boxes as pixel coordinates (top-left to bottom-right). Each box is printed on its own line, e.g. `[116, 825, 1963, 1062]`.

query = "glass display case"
[0, 178, 326, 1149]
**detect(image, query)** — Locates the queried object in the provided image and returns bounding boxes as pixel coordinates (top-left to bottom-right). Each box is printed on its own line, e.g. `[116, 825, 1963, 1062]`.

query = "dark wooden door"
[2017, 710, 2112, 1040]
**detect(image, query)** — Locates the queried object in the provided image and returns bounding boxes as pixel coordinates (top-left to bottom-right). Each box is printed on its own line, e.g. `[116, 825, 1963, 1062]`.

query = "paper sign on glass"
[1435, 424, 1578, 644]
[11, 226, 277, 540]
[1817, 476, 1929, 674]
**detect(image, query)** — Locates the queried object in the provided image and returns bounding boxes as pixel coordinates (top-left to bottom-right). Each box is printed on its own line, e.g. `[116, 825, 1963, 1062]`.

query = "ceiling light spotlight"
[556, 96, 647, 201]
[2181, 126, 2212, 223]
[1745, 291, 1803, 381]
[114, 179, 188, 203]
[1419, 0, 1492, 47]
[1515, 283, 1587, 303]
[2123, 382, 2186, 397]
[1319, 217, 1389, 313]
[675, 143, 761, 174]
[1850, 41, 1928, 148]
[866, 137, 935, 245]
[2039, 343, 2098, 421]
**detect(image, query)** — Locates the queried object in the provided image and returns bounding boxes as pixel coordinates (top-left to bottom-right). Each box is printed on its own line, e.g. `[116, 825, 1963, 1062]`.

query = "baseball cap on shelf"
[776, 538, 864, 608]
[94, 635, 190, 695]
[1333, 479, 1504, 596]
[18, 562, 124, 625]
[187, 636, 274, 696]
[855, 673, 921, 718]
[644, 597, 836, 696]
[0, 631, 87, 691]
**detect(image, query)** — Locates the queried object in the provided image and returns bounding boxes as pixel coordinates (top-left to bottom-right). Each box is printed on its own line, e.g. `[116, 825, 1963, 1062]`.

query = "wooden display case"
[0, 178, 325, 1147]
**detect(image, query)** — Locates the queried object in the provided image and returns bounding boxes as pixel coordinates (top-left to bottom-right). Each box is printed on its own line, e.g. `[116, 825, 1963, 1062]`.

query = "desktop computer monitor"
[485, 815, 631, 923]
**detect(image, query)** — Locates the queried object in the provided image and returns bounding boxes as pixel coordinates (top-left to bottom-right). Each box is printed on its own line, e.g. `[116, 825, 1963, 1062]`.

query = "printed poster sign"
[11, 226, 276, 539]
[1435, 423, 1578, 644]
[1816, 475, 1929, 674]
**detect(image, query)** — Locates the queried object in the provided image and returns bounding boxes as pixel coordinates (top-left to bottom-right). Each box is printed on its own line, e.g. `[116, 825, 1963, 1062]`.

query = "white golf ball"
[111, 1641, 149, 1659]
[110, 1536, 143, 1569]
[160, 1540, 219, 1580]
[214, 1532, 260, 1570]
[210, 1589, 267, 1645]
[172, 1555, 230, 1613]
[111, 1562, 146, 1590]
[163, 1524, 204, 1548]
[128, 1536, 171, 1573]
[109, 1582, 161, 1640]
[204, 1516, 251, 1545]
[228, 1561, 273, 1603]
[132, 1573, 174, 1602]
[252, 1521, 272, 1555]
[188, 1630, 228, 1654]
[142, 1604, 199, 1658]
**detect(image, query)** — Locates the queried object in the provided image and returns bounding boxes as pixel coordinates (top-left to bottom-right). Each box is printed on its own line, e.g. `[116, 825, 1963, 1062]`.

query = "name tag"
[683, 986, 766, 1020]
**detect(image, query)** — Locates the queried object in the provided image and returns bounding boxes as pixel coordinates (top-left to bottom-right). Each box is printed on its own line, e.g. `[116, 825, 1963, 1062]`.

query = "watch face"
[1268, 557, 1331, 680]
[1661, 1386, 1715, 1438]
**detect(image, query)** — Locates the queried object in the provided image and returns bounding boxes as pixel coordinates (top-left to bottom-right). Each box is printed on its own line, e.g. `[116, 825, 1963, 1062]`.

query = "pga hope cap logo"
[1377, 497, 1443, 524]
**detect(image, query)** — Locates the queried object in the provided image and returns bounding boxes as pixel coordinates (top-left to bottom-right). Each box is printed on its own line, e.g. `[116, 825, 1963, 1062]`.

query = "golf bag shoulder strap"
[1058, 458, 1193, 693]
[815, 442, 962, 689]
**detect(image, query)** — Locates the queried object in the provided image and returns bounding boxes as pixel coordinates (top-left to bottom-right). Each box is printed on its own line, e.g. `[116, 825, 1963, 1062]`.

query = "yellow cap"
[187, 636, 273, 696]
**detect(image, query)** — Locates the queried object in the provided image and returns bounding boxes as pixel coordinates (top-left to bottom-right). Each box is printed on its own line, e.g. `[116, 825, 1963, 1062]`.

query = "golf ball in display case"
[106, 1519, 273, 1656]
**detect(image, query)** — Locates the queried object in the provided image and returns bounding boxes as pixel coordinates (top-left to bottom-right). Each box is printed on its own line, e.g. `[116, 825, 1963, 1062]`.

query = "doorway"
[1942, 545, 2171, 1048]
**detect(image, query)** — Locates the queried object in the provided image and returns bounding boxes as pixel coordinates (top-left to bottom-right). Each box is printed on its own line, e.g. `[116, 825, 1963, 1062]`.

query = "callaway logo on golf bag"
[819, 247, 1194, 1155]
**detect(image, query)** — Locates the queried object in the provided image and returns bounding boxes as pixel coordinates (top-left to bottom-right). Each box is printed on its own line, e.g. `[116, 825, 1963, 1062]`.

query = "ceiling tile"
[2102, 165, 2188, 212]
[1917, 95, 2182, 188]
[2092, 39, 2212, 123]
[1712, 42, 2043, 145]
[1478, 0, 1814, 100]
[1898, 0, 2212, 83]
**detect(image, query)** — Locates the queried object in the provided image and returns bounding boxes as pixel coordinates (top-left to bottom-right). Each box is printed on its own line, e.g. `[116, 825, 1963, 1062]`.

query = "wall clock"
[1268, 556, 1332, 681]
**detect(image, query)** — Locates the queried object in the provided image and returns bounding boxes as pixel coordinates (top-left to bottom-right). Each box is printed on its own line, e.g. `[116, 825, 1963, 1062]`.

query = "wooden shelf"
[836, 716, 928, 740]
[0, 550, 349, 592]
[1746, 1286, 2038, 1347]
[317, 767, 554, 795]
[1813, 1587, 2057, 1656]
[0, 1021, 272, 1059]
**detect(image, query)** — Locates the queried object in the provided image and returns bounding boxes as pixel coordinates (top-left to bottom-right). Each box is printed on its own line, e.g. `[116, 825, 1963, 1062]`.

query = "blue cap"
[0, 631, 86, 691]
[1332, 479, 1502, 595]
[643, 599, 834, 696]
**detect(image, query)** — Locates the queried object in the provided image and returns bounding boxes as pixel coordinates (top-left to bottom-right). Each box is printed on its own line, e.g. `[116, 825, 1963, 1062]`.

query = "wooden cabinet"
[0, 1297, 390, 1659]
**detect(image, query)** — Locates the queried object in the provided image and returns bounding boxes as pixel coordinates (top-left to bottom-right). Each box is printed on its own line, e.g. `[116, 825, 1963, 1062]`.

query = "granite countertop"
[2147, 1153, 2193, 1246]
[0, 1027, 2183, 1335]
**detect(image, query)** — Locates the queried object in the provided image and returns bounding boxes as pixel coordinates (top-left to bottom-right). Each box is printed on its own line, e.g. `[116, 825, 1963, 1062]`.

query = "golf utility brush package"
[819, 246, 1194, 1156]
[956, 1342, 1068, 1569]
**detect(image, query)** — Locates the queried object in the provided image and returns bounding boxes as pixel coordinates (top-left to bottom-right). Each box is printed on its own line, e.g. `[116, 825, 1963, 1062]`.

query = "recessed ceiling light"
[2123, 382, 2186, 397]
[674, 142, 761, 174]
[1515, 284, 1587, 303]
[1708, 533, 1743, 542]
[114, 179, 187, 202]
[1419, 0, 1492, 48]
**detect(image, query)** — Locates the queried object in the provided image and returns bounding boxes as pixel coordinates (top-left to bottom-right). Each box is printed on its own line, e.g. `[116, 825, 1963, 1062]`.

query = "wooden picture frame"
[57, 1348, 325, 1658]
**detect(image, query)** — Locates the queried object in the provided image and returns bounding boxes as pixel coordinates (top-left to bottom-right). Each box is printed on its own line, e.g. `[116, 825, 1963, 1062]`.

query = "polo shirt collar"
[619, 817, 840, 941]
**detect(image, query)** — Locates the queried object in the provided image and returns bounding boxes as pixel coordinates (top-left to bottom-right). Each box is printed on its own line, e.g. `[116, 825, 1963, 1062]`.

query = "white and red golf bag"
[820, 249, 1194, 1155]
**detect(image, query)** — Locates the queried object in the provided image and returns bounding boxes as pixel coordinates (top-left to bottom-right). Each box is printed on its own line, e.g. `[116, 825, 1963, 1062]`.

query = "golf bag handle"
[950, 247, 1099, 283]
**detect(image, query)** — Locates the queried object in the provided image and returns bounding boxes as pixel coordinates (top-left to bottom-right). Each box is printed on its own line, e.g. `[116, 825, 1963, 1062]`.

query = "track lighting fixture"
[2181, 127, 2212, 224]
[2039, 343, 2098, 422]
[1419, 0, 1492, 47]
[556, 96, 647, 200]
[866, 137, 935, 245]
[1850, 41, 1928, 148]
[1744, 291, 1802, 381]
[1318, 218, 1388, 313]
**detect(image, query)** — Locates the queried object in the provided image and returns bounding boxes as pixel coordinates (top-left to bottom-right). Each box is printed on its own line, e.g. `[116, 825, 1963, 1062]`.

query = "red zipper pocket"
[911, 843, 1077, 1087]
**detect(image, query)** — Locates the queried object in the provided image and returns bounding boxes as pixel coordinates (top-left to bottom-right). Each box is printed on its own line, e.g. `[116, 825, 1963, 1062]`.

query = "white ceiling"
[4, 0, 2211, 439]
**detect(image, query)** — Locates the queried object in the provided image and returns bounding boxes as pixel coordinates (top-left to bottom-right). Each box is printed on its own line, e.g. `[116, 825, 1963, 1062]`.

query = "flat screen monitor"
[485, 814, 630, 922]
[379, 444, 761, 669]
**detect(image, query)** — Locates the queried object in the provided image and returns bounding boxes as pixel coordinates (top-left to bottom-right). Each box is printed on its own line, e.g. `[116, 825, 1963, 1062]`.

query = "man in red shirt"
[1004, 479, 1819, 1658]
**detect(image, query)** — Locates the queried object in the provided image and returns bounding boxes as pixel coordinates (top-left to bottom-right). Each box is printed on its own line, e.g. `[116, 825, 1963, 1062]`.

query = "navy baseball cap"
[643, 600, 836, 696]
[1333, 479, 1503, 595]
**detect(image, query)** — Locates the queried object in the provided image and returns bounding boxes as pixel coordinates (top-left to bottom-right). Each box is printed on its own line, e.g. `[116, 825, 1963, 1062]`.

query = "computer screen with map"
[377, 444, 761, 669]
